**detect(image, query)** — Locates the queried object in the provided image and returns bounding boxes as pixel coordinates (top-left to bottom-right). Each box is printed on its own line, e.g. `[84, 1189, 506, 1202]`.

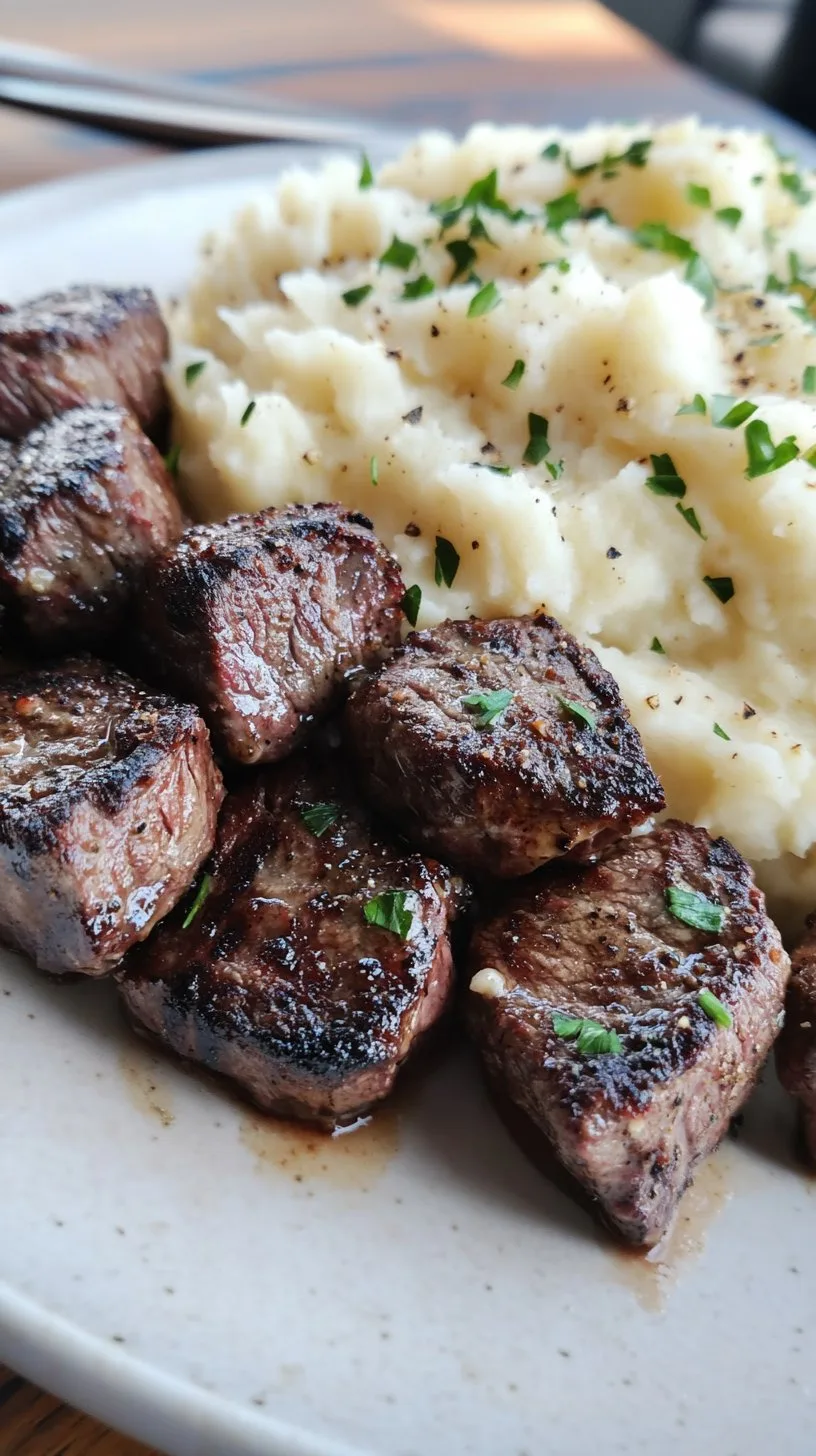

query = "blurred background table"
[0, 1, 810, 1451]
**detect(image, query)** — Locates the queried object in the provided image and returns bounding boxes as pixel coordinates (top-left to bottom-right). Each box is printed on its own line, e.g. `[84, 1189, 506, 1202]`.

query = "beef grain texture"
[0, 285, 168, 437]
[776, 915, 816, 1161]
[346, 614, 665, 878]
[0, 403, 182, 649]
[467, 820, 789, 1246]
[118, 749, 466, 1125]
[0, 659, 223, 976]
[137, 503, 405, 764]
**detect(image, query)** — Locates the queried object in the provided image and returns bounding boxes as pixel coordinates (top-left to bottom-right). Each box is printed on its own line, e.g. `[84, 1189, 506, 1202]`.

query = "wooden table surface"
[0, 3, 807, 1452]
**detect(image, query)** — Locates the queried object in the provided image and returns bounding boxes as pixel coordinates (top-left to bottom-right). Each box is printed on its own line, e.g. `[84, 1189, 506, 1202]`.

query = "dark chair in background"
[605, 0, 816, 133]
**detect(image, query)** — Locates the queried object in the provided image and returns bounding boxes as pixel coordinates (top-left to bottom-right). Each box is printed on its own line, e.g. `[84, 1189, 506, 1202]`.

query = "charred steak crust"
[776, 916, 816, 1161]
[137, 503, 405, 764]
[467, 820, 789, 1246]
[118, 750, 466, 1125]
[345, 614, 665, 878]
[0, 404, 182, 647]
[0, 285, 168, 437]
[0, 659, 224, 976]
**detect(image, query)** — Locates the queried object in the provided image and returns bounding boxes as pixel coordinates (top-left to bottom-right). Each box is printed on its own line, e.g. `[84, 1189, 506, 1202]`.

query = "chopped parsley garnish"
[633, 221, 694, 259]
[552, 1012, 622, 1056]
[541, 258, 571, 274]
[748, 333, 784, 348]
[502, 358, 526, 390]
[713, 722, 731, 740]
[401, 584, 421, 627]
[359, 153, 374, 189]
[461, 688, 513, 728]
[182, 873, 213, 929]
[185, 360, 207, 385]
[710, 395, 758, 429]
[802, 444, 816, 467]
[665, 886, 726, 933]
[468, 213, 496, 245]
[566, 138, 651, 179]
[685, 252, 716, 309]
[698, 988, 732, 1028]
[780, 171, 812, 206]
[402, 274, 435, 300]
[676, 502, 706, 538]
[300, 802, 340, 838]
[363, 890, 413, 939]
[523, 412, 550, 466]
[240, 400, 256, 427]
[744, 418, 799, 478]
[704, 575, 734, 603]
[557, 696, 597, 730]
[644, 452, 686, 498]
[431, 168, 530, 234]
[342, 283, 373, 307]
[545, 191, 582, 232]
[676, 394, 706, 416]
[164, 443, 181, 477]
[716, 206, 742, 229]
[446, 238, 477, 282]
[434, 536, 460, 588]
[541, 141, 561, 160]
[650, 636, 666, 654]
[486, 464, 512, 475]
[369, 455, 379, 486]
[467, 279, 501, 317]
[379, 235, 418, 270]
[804, 365, 816, 393]
[686, 183, 711, 208]
[546, 458, 565, 481]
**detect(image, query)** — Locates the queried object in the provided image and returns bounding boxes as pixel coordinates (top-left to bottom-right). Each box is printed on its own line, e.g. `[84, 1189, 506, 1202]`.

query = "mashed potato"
[168, 117, 816, 930]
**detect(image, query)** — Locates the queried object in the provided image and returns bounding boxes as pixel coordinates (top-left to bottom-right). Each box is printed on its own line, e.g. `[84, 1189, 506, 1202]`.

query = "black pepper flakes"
[402, 406, 423, 425]
[405, 522, 421, 537]
[743, 702, 756, 719]
[606, 546, 621, 559]
[430, 324, 440, 337]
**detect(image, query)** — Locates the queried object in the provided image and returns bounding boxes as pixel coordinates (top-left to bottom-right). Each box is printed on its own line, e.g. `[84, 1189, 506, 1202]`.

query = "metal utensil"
[0, 39, 373, 148]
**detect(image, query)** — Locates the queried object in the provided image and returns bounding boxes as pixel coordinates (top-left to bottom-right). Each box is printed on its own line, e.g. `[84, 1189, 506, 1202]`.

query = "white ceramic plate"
[1, 141, 815, 1456]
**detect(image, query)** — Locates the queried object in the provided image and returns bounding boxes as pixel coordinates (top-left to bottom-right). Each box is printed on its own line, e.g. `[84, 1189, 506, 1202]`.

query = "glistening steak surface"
[467, 820, 789, 1246]
[0, 404, 182, 648]
[776, 917, 816, 1161]
[118, 749, 465, 1125]
[0, 659, 223, 976]
[0, 285, 168, 438]
[137, 503, 405, 764]
[346, 614, 665, 878]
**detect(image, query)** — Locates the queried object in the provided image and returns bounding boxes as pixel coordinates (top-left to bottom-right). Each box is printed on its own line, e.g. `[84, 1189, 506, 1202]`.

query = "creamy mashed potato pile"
[168, 117, 816, 929]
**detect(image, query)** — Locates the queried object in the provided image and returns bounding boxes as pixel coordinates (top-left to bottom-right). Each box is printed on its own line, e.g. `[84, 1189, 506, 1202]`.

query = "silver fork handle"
[0, 39, 376, 149]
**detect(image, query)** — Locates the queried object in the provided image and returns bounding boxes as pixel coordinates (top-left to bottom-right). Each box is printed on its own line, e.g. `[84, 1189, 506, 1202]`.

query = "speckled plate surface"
[0, 142, 815, 1456]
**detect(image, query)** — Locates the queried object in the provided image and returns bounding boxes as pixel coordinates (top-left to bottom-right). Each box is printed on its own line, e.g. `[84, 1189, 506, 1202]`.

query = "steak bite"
[118, 749, 465, 1126]
[0, 659, 223, 977]
[0, 404, 182, 649]
[776, 917, 816, 1161]
[346, 614, 665, 879]
[467, 820, 789, 1247]
[137, 503, 405, 765]
[0, 285, 168, 438]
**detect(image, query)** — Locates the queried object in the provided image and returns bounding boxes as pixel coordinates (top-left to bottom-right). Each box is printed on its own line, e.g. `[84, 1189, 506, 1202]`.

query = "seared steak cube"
[346, 614, 664, 878]
[0, 660, 223, 976]
[118, 749, 465, 1126]
[0, 285, 168, 438]
[776, 917, 816, 1160]
[138, 504, 404, 764]
[467, 820, 789, 1246]
[0, 404, 182, 649]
